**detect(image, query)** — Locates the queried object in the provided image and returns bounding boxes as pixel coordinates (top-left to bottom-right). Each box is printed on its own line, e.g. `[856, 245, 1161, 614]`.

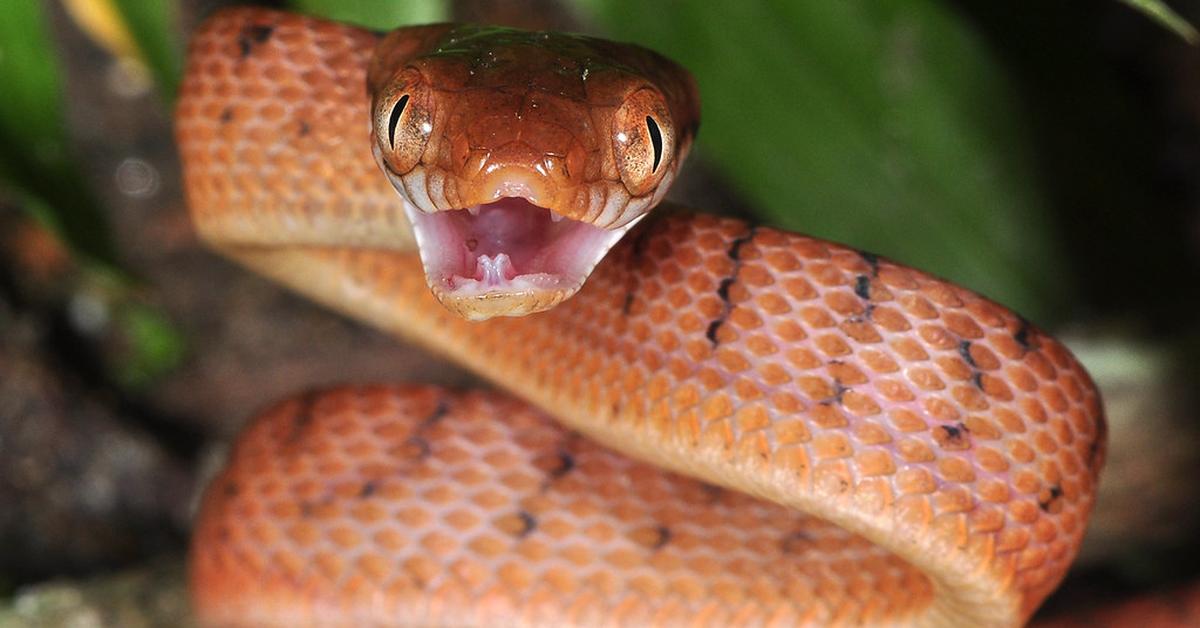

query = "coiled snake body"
[177, 9, 1105, 627]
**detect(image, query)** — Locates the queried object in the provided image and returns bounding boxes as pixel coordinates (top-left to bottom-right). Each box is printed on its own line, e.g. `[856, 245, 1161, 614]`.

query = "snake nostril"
[541, 154, 570, 182]
[462, 149, 490, 178]
[565, 145, 588, 184]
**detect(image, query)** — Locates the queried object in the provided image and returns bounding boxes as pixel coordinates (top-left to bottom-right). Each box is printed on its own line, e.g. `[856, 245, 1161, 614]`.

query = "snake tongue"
[405, 197, 640, 320]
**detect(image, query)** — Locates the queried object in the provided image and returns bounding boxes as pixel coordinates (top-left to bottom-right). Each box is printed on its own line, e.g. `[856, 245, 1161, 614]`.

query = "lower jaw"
[430, 284, 574, 321]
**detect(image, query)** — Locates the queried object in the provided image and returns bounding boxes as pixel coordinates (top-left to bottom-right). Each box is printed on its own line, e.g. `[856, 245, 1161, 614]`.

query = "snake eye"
[613, 88, 674, 197]
[373, 68, 431, 175]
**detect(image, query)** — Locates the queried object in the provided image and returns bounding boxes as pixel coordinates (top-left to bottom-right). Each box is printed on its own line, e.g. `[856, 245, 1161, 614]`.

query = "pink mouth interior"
[406, 198, 634, 296]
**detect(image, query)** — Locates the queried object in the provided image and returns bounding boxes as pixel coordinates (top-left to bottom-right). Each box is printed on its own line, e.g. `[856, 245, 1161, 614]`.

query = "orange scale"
[516, 538, 552, 562]
[951, 385, 989, 411]
[943, 312, 984, 339]
[896, 439, 935, 464]
[739, 264, 773, 287]
[824, 291, 865, 317]
[784, 277, 818, 301]
[815, 334, 853, 357]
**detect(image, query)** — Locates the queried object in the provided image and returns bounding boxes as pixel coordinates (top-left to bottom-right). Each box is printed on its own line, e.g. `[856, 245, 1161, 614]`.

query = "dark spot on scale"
[549, 451, 575, 479]
[1038, 485, 1064, 512]
[726, 227, 756, 262]
[359, 481, 377, 499]
[222, 482, 240, 497]
[621, 290, 635, 315]
[854, 275, 871, 300]
[705, 319, 723, 345]
[781, 531, 812, 554]
[238, 24, 275, 58]
[284, 390, 320, 444]
[628, 219, 656, 264]
[423, 399, 450, 426]
[298, 120, 310, 137]
[1086, 417, 1107, 475]
[971, 371, 984, 390]
[849, 304, 875, 324]
[219, 107, 233, 124]
[651, 525, 671, 550]
[958, 340, 977, 368]
[822, 379, 849, 405]
[856, 249, 880, 276]
[517, 511, 537, 537]
[717, 276, 735, 302]
[1014, 318, 1033, 350]
[404, 436, 432, 459]
[934, 423, 970, 450]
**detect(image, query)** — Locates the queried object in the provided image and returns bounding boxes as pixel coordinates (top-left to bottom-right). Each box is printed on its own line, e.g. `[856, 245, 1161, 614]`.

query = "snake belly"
[177, 8, 1106, 627]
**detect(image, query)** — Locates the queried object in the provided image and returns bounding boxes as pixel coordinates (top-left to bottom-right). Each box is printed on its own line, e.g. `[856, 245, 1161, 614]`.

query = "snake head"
[369, 24, 698, 320]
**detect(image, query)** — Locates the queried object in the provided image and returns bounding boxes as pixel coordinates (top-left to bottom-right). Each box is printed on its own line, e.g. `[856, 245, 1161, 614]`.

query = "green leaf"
[1120, 0, 1198, 43]
[571, 0, 1067, 324]
[110, 0, 183, 100]
[290, 0, 449, 30]
[0, 2, 123, 273]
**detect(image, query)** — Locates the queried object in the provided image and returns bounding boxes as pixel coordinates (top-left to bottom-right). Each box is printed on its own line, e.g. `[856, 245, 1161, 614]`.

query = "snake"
[176, 8, 1106, 627]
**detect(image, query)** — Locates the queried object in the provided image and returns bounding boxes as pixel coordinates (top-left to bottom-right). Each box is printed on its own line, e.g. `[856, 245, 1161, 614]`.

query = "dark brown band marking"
[705, 225, 758, 346]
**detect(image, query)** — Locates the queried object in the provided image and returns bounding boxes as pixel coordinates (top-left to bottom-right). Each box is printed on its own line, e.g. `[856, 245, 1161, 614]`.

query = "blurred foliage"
[63, 0, 143, 59]
[958, 1, 1199, 329]
[0, 2, 122, 273]
[1121, 0, 1198, 43]
[292, 0, 447, 29]
[0, 1, 184, 387]
[111, 0, 183, 99]
[63, 0, 183, 99]
[115, 301, 188, 388]
[572, 0, 1067, 324]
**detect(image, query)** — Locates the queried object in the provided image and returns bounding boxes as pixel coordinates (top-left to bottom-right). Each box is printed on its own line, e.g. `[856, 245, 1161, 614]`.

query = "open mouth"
[405, 197, 642, 319]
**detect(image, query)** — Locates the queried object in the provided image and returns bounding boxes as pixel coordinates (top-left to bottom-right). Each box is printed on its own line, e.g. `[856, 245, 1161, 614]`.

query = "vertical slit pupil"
[388, 94, 410, 149]
[646, 116, 664, 173]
